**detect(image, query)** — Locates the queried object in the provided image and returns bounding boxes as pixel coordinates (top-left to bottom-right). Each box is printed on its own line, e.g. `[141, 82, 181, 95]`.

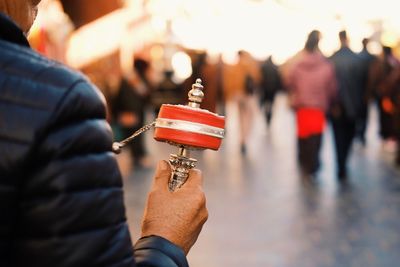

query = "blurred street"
[4, 1, 400, 266]
[118, 93, 400, 267]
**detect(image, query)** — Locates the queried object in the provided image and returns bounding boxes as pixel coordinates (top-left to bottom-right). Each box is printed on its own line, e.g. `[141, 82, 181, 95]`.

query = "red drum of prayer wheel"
[154, 104, 225, 150]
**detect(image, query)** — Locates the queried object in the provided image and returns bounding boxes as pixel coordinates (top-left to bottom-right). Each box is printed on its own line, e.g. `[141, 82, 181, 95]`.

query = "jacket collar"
[0, 12, 30, 48]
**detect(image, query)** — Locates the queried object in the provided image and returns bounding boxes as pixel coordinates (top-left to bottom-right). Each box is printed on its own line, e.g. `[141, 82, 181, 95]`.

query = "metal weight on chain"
[112, 78, 225, 191]
[112, 122, 156, 154]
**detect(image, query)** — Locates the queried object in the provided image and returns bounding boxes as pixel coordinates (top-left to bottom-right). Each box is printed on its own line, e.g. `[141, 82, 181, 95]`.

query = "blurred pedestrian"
[329, 30, 365, 180]
[369, 45, 400, 151]
[392, 69, 400, 166]
[151, 70, 184, 115]
[286, 30, 337, 177]
[259, 55, 283, 128]
[184, 52, 221, 113]
[113, 58, 152, 168]
[0, 1, 207, 266]
[356, 38, 378, 146]
[222, 50, 261, 154]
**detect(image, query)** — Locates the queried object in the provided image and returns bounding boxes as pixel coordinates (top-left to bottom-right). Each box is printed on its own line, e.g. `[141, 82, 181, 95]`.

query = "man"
[369, 45, 400, 160]
[370, 45, 400, 148]
[329, 30, 365, 180]
[113, 58, 152, 168]
[259, 55, 282, 128]
[0, 1, 208, 266]
[223, 50, 261, 154]
[356, 38, 377, 146]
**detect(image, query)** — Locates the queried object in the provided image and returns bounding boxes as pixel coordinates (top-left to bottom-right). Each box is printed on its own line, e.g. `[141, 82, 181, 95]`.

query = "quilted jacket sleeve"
[134, 236, 189, 267]
[17, 79, 188, 267]
[17, 80, 135, 267]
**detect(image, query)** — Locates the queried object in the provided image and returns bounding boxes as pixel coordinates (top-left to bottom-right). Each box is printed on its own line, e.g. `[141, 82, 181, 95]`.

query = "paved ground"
[117, 94, 400, 267]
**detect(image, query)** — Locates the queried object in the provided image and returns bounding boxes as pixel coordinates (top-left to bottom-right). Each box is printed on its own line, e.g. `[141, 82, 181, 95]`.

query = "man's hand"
[141, 160, 208, 255]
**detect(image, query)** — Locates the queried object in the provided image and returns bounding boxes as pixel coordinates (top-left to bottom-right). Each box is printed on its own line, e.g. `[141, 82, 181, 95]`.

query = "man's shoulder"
[0, 39, 87, 90]
[0, 39, 105, 121]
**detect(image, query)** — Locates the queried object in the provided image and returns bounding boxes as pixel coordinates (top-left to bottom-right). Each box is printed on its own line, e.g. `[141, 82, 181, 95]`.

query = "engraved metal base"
[168, 153, 197, 191]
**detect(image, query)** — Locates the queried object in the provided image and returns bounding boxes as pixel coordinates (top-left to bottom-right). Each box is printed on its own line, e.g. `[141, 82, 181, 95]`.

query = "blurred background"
[32, 0, 400, 266]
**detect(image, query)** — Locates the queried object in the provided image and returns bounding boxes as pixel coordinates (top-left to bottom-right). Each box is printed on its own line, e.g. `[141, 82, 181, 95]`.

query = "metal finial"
[188, 78, 204, 108]
[195, 78, 202, 86]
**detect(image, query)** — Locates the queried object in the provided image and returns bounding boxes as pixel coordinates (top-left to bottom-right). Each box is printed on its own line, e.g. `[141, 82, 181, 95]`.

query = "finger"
[152, 160, 171, 190]
[181, 168, 203, 189]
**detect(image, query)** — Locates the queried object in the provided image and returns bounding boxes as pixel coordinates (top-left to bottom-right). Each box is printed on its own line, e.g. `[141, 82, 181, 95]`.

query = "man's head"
[339, 30, 348, 47]
[304, 30, 320, 52]
[382, 45, 392, 56]
[362, 38, 369, 48]
[0, 0, 41, 34]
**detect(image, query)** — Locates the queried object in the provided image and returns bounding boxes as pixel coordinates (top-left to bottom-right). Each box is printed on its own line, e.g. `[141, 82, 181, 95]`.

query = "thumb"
[152, 160, 171, 190]
[180, 168, 203, 189]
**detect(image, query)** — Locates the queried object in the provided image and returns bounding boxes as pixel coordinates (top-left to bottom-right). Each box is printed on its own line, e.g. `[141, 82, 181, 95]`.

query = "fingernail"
[158, 160, 168, 171]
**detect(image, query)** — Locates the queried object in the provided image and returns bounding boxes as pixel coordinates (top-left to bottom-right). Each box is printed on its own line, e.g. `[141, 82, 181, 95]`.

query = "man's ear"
[1, 0, 39, 34]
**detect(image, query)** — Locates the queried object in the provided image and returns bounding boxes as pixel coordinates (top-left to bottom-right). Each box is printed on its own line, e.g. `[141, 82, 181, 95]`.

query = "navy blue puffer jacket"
[0, 12, 187, 267]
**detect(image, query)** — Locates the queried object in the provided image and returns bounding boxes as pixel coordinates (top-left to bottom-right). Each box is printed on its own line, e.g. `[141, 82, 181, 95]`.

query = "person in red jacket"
[0, 1, 207, 266]
[285, 30, 337, 178]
